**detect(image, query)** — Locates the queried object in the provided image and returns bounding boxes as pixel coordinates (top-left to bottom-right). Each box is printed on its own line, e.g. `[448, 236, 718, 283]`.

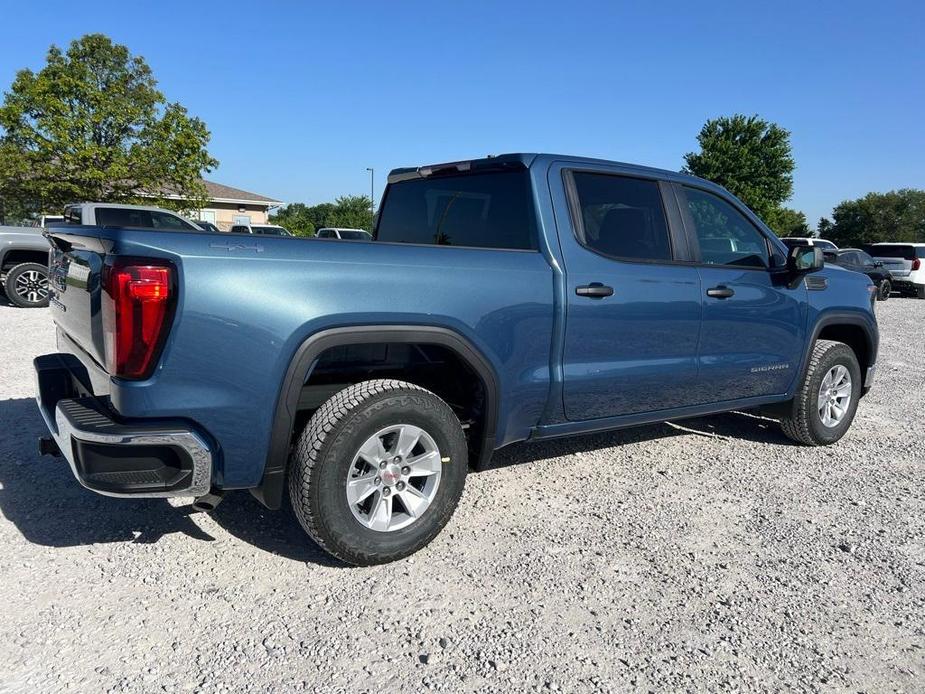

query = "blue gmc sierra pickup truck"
[34, 153, 879, 565]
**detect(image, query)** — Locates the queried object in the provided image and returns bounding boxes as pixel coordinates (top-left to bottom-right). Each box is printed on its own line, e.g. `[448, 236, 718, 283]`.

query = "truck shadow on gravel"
[0, 396, 336, 565]
[0, 395, 791, 563]
[486, 409, 797, 469]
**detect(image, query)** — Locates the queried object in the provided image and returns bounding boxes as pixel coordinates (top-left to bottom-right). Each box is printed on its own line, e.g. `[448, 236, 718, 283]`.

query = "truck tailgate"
[47, 229, 108, 369]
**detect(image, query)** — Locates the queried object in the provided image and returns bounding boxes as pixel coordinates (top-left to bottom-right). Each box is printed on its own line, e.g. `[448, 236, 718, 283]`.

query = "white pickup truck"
[867, 243, 925, 298]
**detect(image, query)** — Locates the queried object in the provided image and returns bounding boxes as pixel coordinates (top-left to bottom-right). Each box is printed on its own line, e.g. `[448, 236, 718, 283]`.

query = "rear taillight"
[912, 258, 921, 271]
[102, 260, 175, 379]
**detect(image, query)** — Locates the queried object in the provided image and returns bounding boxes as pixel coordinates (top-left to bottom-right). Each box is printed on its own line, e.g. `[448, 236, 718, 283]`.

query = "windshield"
[339, 230, 372, 240]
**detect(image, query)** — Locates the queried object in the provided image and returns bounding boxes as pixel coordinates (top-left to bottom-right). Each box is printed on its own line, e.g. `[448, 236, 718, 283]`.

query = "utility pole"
[366, 167, 374, 228]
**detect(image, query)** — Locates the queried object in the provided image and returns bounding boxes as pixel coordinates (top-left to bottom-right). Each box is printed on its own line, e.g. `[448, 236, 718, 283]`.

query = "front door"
[556, 168, 703, 420]
[677, 184, 806, 401]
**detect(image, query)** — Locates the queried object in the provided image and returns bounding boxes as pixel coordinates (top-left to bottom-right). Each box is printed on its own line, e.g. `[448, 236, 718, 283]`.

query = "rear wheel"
[877, 279, 891, 301]
[3, 262, 50, 308]
[288, 379, 467, 565]
[780, 340, 861, 446]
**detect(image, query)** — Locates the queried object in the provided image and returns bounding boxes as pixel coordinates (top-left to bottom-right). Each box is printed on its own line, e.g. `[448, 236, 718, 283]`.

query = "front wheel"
[780, 340, 862, 446]
[877, 279, 891, 301]
[3, 262, 50, 308]
[288, 379, 467, 565]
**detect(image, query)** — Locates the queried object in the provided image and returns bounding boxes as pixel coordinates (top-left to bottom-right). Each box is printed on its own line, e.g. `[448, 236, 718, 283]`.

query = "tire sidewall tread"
[288, 379, 467, 566]
[3, 262, 50, 308]
[780, 339, 862, 446]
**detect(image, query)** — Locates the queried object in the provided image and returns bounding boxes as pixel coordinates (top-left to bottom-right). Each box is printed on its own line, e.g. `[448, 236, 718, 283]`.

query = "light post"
[366, 167, 374, 227]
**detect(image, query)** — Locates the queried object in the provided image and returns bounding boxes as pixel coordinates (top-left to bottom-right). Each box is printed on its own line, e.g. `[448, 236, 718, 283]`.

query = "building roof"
[201, 180, 282, 205]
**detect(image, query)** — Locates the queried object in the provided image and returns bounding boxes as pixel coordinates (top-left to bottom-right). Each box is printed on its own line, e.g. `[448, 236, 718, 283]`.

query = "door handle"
[706, 285, 735, 299]
[575, 283, 614, 298]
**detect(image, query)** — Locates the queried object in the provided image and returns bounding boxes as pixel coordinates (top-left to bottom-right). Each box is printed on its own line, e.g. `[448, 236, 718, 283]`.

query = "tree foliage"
[0, 34, 217, 218]
[271, 195, 374, 237]
[816, 217, 834, 239]
[766, 207, 809, 237]
[683, 114, 795, 225]
[827, 189, 925, 247]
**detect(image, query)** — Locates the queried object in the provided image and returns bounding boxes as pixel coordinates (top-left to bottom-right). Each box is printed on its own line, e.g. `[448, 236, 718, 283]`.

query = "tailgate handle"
[44, 231, 72, 252]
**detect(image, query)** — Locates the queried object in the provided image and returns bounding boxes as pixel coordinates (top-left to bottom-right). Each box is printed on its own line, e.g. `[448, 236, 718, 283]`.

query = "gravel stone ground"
[0, 297, 923, 693]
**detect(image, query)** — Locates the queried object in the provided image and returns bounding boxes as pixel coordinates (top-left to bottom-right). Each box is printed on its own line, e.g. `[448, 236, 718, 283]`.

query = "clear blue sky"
[1, 0, 922, 225]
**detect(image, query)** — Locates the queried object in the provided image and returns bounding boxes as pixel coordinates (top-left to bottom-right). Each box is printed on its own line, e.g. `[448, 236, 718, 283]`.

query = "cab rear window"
[375, 170, 537, 250]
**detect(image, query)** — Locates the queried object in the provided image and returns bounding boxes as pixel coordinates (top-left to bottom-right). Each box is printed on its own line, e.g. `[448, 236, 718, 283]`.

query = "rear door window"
[682, 187, 770, 268]
[376, 170, 537, 250]
[151, 211, 198, 231]
[570, 172, 672, 261]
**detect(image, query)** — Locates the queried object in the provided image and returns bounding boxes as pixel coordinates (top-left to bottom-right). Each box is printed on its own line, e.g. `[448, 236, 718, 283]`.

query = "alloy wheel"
[346, 424, 442, 532]
[14, 270, 49, 304]
[817, 365, 852, 428]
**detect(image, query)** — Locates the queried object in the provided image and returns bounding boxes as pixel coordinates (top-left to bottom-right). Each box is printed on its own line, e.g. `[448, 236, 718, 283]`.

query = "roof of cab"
[387, 152, 721, 191]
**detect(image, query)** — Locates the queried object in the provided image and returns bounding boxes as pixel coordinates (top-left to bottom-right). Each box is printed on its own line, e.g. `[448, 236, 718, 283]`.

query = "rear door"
[676, 184, 806, 401]
[554, 166, 703, 419]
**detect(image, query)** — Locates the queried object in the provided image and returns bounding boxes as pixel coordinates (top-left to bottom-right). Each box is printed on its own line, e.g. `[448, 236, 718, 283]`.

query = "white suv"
[867, 243, 925, 298]
[316, 228, 372, 240]
[62, 203, 203, 231]
[229, 224, 292, 236]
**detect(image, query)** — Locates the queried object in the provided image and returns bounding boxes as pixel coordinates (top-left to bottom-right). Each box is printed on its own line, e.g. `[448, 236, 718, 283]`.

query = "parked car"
[35, 153, 878, 566]
[0, 225, 52, 308]
[229, 223, 292, 236]
[780, 237, 839, 252]
[316, 227, 373, 240]
[62, 203, 204, 231]
[35, 214, 65, 228]
[195, 220, 222, 233]
[828, 249, 892, 301]
[865, 243, 925, 298]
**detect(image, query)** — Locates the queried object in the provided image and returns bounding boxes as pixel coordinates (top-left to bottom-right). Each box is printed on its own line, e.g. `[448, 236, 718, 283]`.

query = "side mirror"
[788, 245, 824, 275]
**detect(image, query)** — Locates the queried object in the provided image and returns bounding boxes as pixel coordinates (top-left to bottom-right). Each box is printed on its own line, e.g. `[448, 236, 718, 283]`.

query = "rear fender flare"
[251, 325, 500, 509]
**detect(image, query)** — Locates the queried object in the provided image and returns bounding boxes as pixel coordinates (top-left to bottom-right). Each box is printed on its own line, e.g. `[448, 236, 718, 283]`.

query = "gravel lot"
[0, 296, 923, 693]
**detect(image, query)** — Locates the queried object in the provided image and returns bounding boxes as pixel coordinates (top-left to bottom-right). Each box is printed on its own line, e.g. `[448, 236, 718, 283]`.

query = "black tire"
[917, 285, 925, 300]
[780, 340, 862, 446]
[288, 379, 467, 565]
[877, 279, 891, 301]
[3, 262, 50, 308]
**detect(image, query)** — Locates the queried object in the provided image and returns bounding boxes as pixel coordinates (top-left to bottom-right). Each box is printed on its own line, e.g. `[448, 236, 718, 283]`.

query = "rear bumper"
[34, 353, 213, 498]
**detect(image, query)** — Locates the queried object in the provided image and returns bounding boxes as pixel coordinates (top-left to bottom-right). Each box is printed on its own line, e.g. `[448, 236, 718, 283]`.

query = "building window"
[233, 214, 251, 225]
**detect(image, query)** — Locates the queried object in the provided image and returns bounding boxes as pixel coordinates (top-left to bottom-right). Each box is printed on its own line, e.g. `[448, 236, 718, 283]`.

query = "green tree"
[327, 195, 373, 230]
[0, 34, 217, 217]
[817, 217, 834, 239]
[271, 195, 374, 236]
[828, 189, 925, 247]
[683, 114, 795, 225]
[766, 207, 809, 237]
[270, 202, 316, 237]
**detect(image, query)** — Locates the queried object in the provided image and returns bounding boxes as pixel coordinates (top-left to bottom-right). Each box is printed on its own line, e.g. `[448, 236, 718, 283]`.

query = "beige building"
[157, 180, 282, 231]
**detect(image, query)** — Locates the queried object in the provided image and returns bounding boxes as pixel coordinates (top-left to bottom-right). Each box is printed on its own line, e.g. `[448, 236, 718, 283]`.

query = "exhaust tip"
[38, 437, 61, 457]
[192, 490, 225, 513]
